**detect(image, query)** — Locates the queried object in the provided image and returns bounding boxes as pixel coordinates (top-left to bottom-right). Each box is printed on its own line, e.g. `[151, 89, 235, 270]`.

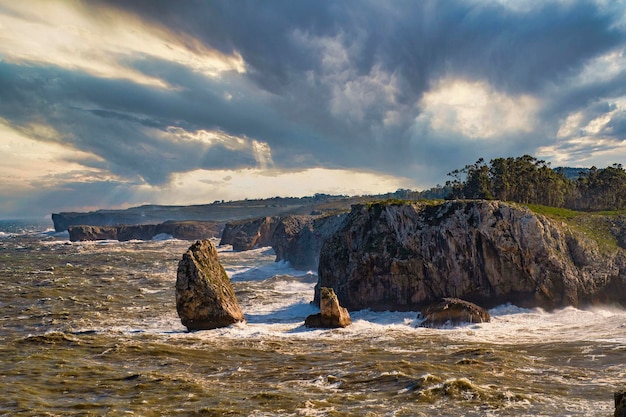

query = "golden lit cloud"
[134, 167, 414, 205]
[0, 120, 107, 190]
[416, 78, 539, 139]
[0, 0, 245, 87]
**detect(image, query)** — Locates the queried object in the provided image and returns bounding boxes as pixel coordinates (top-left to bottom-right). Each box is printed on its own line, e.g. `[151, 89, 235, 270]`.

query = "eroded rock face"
[305, 287, 352, 328]
[219, 216, 279, 251]
[420, 298, 490, 328]
[175, 240, 245, 331]
[68, 221, 222, 242]
[271, 214, 347, 270]
[317, 200, 626, 311]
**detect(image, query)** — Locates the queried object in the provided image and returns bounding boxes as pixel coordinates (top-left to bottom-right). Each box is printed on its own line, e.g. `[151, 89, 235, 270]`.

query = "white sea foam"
[73, 239, 626, 349]
[151, 233, 175, 241]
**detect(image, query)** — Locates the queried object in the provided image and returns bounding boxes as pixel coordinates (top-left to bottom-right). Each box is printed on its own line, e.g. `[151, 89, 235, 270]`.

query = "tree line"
[445, 155, 626, 211]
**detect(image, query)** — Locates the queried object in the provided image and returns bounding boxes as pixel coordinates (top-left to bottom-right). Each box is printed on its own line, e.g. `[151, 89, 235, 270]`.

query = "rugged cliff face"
[219, 216, 279, 251]
[317, 200, 626, 311]
[68, 221, 222, 242]
[271, 213, 347, 270]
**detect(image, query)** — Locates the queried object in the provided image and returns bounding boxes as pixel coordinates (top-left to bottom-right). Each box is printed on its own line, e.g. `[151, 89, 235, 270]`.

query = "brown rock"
[420, 298, 490, 328]
[68, 221, 222, 242]
[220, 216, 279, 251]
[305, 287, 351, 328]
[175, 240, 245, 331]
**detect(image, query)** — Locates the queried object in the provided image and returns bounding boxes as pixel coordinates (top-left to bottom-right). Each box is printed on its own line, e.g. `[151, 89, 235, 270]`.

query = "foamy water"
[1, 225, 625, 416]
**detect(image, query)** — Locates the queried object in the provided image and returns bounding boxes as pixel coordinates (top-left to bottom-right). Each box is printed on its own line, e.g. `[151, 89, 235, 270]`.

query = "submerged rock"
[175, 240, 245, 331]
[420, 298, 490, 328]
[305, 287, 352, 328]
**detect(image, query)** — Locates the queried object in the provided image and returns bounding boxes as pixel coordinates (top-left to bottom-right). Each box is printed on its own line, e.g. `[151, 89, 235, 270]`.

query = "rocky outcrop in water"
[317, 200, 626, 311]
[68, 221, 223, 242]
[175, 240, 245, 331]
[219, 216, 279, 251]
[271, 213, 347, 270]
[305, 287, 352, 328]
[420, 298, 490, 328]
[616, 390, 626, 417]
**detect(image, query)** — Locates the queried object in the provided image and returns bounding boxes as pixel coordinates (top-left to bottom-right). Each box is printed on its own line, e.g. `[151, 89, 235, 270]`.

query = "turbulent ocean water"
[1, 219, 625, 416]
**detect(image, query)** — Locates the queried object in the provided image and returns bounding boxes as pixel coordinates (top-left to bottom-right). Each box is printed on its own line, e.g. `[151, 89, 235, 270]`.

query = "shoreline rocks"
[68, 221, 223, 242]
[175, 240, 245, 331]
[271, 213, 347, 270]
[305, 287, 352, 328]
[419, 298, 490, 328]
[219, 216, 279, 251]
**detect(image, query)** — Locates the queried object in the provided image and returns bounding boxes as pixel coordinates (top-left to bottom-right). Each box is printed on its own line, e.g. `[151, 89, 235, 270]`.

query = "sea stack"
[175, 239, 245, 331]
[305, 287, 352, 328]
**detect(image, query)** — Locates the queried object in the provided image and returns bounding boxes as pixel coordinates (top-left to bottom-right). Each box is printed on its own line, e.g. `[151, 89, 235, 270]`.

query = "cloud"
[0, 0, 245, 87]
[415, 78, 539, 139]
[1, 0, 626, 218]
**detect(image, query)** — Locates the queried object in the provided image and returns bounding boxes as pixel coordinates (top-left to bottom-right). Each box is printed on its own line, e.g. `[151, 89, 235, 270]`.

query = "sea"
[1, 219, 625, 416]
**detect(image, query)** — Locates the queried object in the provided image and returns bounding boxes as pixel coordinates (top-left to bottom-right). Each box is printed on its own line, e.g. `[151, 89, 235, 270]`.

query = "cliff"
[271, 213, 347, 270]
[68, 221, 222, 242]
[52, 195, 367, 232]
[317, 200, 626, 311]
[219, 216, 280, 251]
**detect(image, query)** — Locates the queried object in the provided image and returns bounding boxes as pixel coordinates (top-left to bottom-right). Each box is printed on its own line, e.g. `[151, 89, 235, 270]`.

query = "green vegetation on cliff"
[526, 203, 624, 252]
[446, 155, 626, 212]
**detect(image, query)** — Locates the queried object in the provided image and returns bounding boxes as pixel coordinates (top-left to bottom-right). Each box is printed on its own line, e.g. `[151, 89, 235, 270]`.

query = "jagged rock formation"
[219, 216, 279, 251]
[419, 298, 490, 328]
[175, 240, 245, 330]
[317, 200, 626, 311]
[68, 221, 222, 242]
[305, 287, 352, 328]
[271, 213, 347, 270]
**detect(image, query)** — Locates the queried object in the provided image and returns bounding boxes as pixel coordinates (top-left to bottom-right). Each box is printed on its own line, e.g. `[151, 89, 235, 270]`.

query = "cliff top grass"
[526, 203, 624, 252]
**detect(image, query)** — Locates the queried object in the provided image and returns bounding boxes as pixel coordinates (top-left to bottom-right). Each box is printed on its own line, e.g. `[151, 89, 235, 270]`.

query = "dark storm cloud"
[93, 0, 625, 172]
[1, 0, 625, 216]
[0, 60, 273, 183]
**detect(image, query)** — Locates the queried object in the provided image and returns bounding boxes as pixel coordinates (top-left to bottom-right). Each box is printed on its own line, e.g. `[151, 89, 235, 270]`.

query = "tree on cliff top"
[445, 155, 625, 211]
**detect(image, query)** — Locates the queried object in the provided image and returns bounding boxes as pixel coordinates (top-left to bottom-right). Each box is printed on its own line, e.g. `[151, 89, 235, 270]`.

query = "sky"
[1, 0, 626, 218]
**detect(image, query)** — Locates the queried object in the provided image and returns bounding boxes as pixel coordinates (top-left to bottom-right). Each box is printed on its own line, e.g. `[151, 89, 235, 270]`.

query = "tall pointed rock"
[176, 239, 245, 331]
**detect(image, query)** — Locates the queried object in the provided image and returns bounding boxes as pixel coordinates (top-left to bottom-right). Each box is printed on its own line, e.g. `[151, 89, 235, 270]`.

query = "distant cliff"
[217, 213, 347, 270]
[51, 193, 435, 232]
[271, 214, 347, 270]
[68, 221, 222, 242]
[52, 202, 304, 232]
[219, 216, 280, 251]
[317, 200, 626, 311]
